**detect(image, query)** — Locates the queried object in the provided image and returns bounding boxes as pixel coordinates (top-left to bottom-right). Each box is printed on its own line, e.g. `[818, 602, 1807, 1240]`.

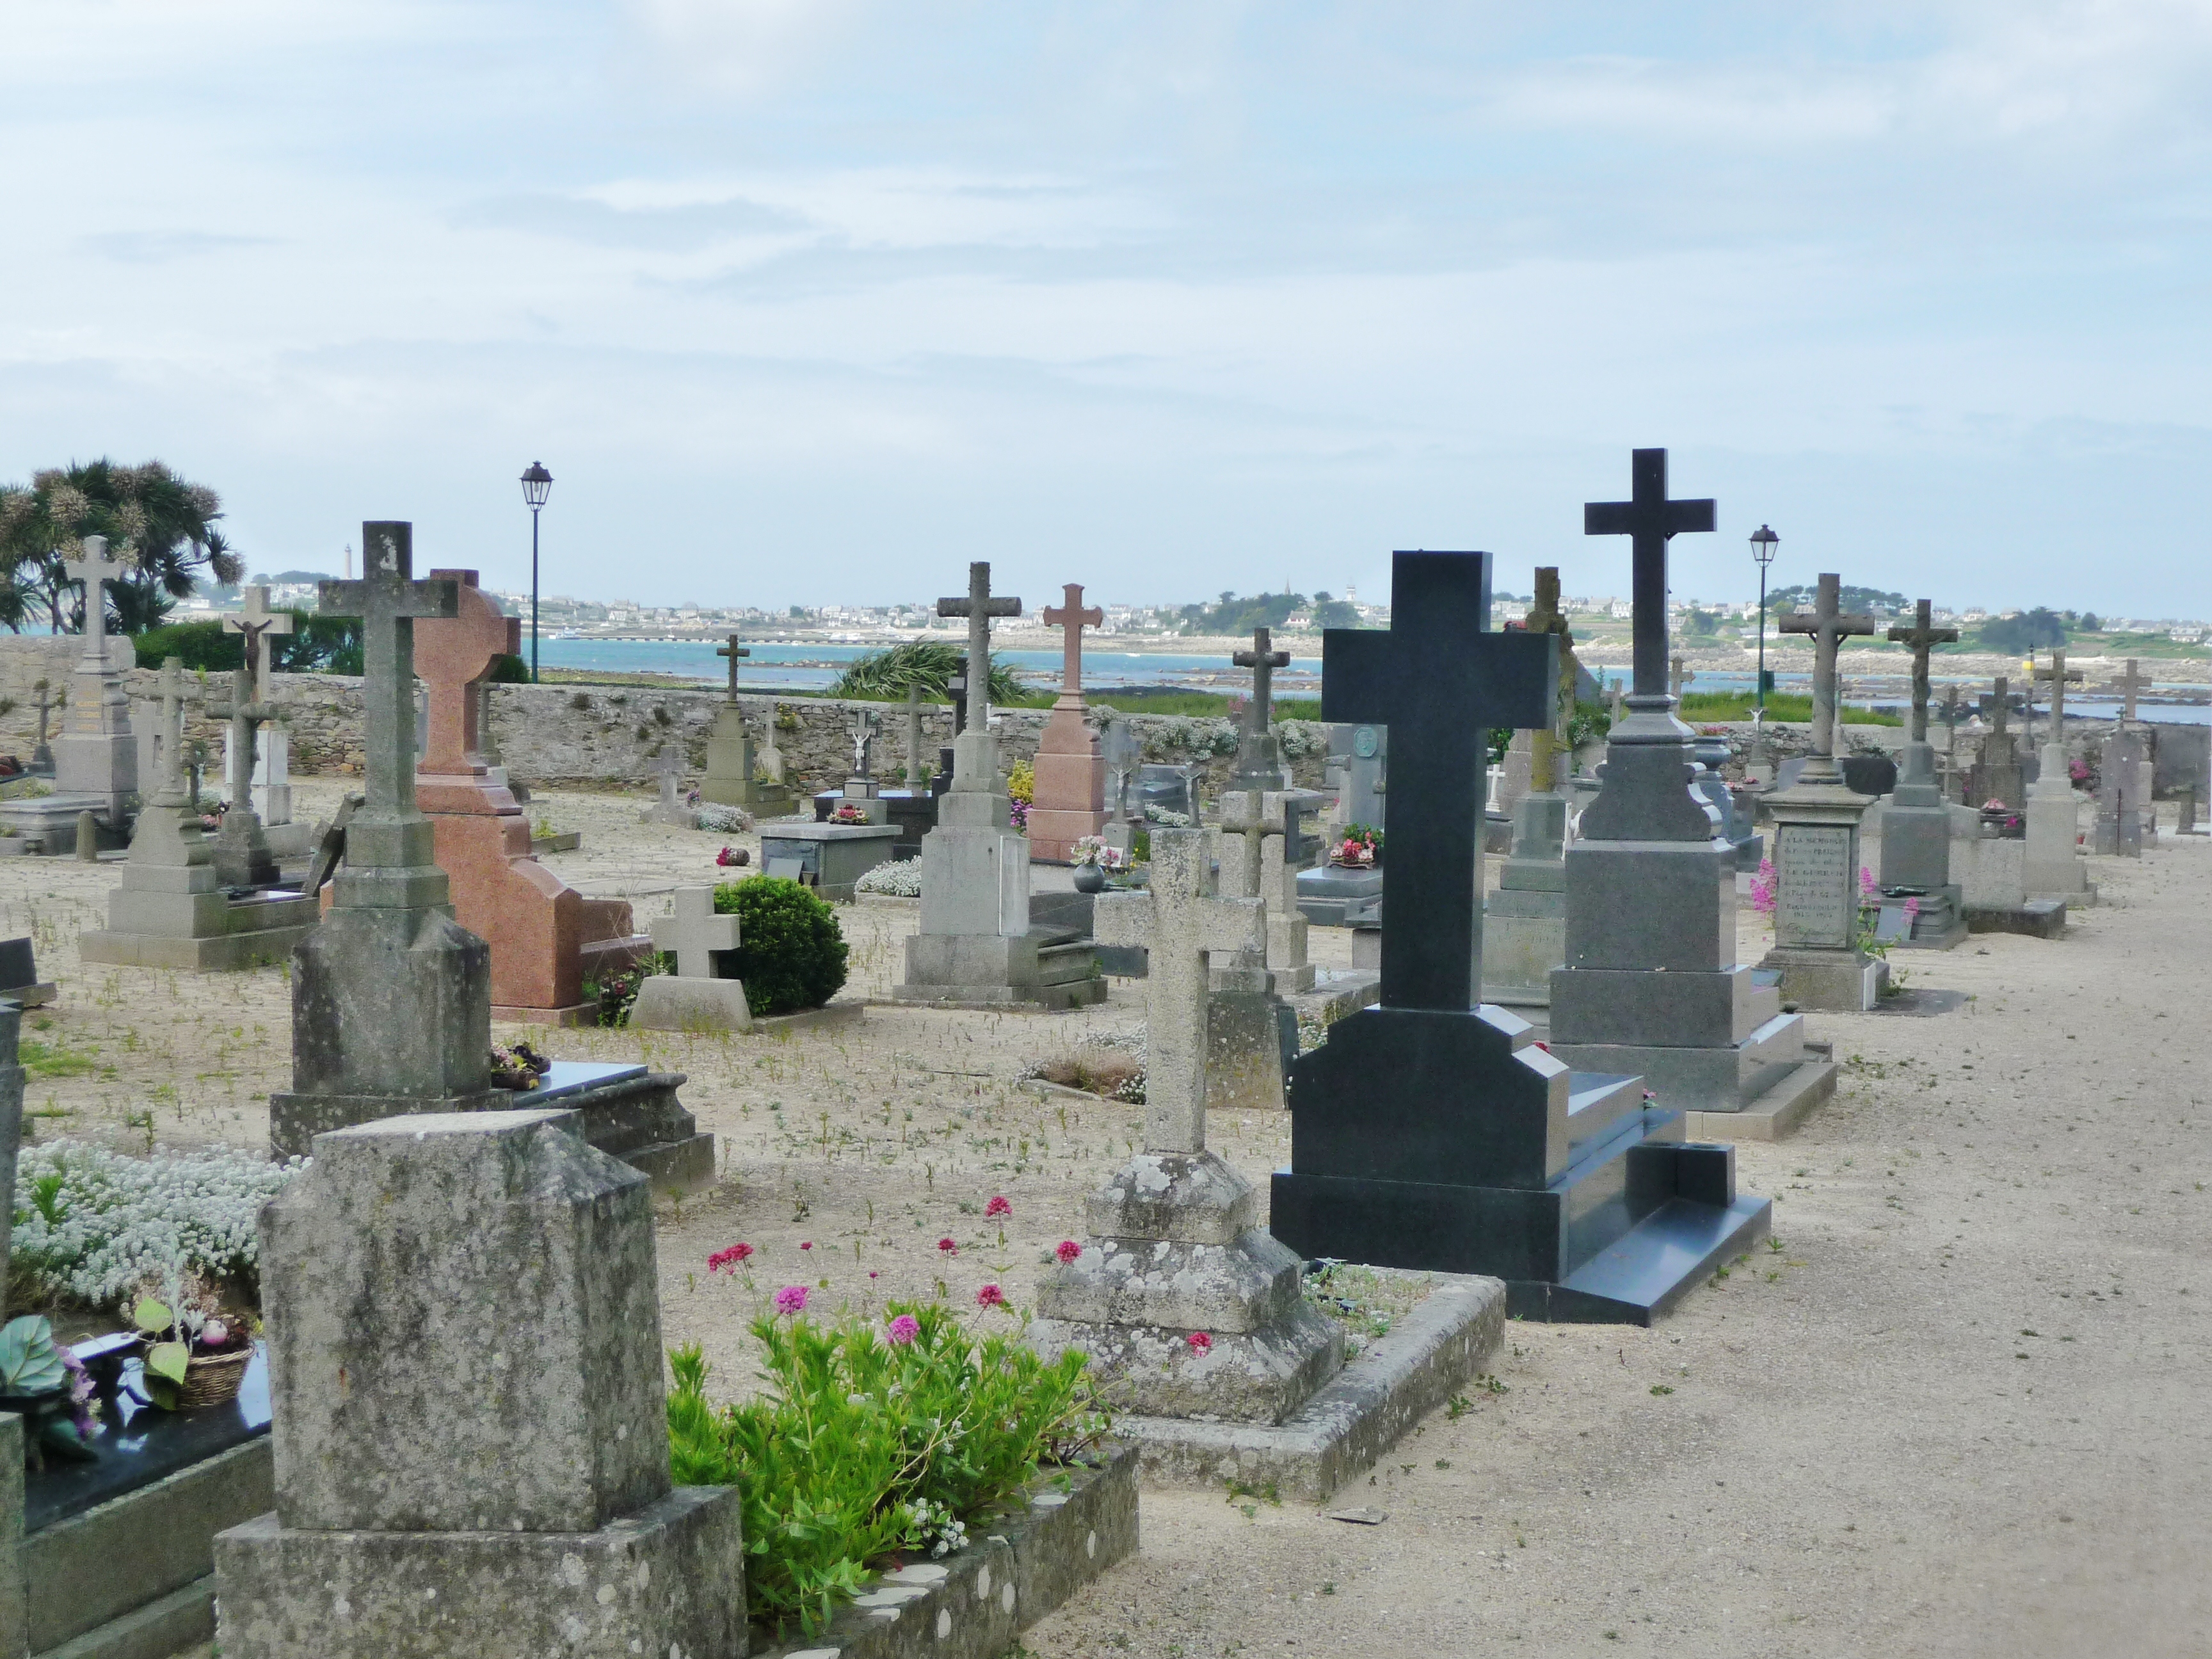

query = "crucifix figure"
[650, 886, 741, 981]
[1102, 712, 1140, 828]
[226, 585, 296, 699]
[1321, 551, 1554, 1010]
[1779, 573, 1874, 783]
[1231, 627, 1292, 788]
[1669, 655, 1696, 701]
[1583, 449, 1716, 699]
[2115, 658, 2149, 723]
[1887, 600, 1959, 745]
[318, 524, 463, 867]
[847, 707, 880, 776]
[936, 565, 1020, 786]
[716, 634, 749, 703]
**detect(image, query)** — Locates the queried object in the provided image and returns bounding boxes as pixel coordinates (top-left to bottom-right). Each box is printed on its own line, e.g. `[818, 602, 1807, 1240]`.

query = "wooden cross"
[319, 523, 461, 829]
[1231, 625, 1292, 785]
[1582, 448, 1716, 697]
[1091, 828, 1265, 1153]
[225, 585, 296, 698]
[650, 886, 741, 981]
[1322, 550, 1553, 1011]
[936, 562, 1020, 738]
[1668, 655, 1696, 700]
[2032, 647, 2083, 735]
[63, 536, 127, 693]
[1779, 573, 1874, 762]
[1040, 582, 1103, 694]
[716, 634, 749, 703]
[1886, 599, 1959, 744]
[2115, 658, 2149, 723]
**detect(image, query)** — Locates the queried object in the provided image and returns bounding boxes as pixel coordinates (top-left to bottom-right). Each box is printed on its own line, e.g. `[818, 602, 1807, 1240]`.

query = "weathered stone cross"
[1886, 599, 1959, 743]
[211, 666, 280, 812]
[656, 746, 686, 811]
[225, 585, 296, 698]
[63, 536, 126, 677]
[1779, 573, 1874, 769]
[1582, 448, 1717, 697]
[2033, 648, 2083, 733]
[31, 679, 54, 765]
[903, 682, 929, 789]
[152, 657, 189, 804]
[1981, 676, 2012, 744]
[936, 562, 1020, 740]
[649, 886, 740, 980]
[1041, 583, 1102, 695]
[716, 634, 748, 703]
[2116, 657, 2149, 723]
[1093, 828, 1264, 1153]
[1669, 654, 1696, 700]
[319, 524, 461, 837]
[1231, 626, 1291, 785]
[1519, 567, 1576, 792]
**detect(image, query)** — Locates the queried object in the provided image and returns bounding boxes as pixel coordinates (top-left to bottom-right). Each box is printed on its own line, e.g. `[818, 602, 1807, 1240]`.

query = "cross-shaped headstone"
[319, 524, 462, 832]
[209, 666, 280, 816]
[412, 570, 520, 776]
[655, 748, 686, 814]
[847, 707, 880, 776]
[650, 886, 741, 980]
[1980, 676, 2012, 744]
[1779, 573, 1874, 765]
[716, 634, 749, 703]
[1582, 448, 1717, 697]
[936, 563, 1020, 749]
[63, 536, 127, 675]
[225, 585, 296, 698]
[1886, 599, 1959, 743]
[148, 656, 189, 803]
[2116, 658, 2149, 723]
[1668, 655, 1696, 700]
[1322, 550, 1554, 1011]
[1092, 828, 1264, 1153]
[31, 679, 53, 767]
[1231, 627, 1292, 786]
[1518, 567, 1576, 792]
[1041, 582, 1102, 696]
[2032, 647, 2083, 733]
[903, 682, 929, 789]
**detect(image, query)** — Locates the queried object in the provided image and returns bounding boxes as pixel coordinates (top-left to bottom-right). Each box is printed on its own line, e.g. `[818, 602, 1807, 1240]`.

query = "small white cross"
[650, 886, 741, 979]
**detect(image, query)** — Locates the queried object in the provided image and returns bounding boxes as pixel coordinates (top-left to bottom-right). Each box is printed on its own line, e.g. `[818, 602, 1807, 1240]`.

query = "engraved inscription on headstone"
[1775, 822, 1855, 949]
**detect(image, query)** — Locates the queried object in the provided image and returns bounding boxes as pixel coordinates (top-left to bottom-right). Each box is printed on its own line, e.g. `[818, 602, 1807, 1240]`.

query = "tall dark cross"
[2033, 648, 2083, 736]
[1232, 626, 1291, 785]
[1779, 573, 1873, 765]
[936, 561, 1020, 744]
[1583, 448, 1716, 698]
[1322, 551, 1554, 1012]
[319, 523, 460, 833]
[1886, 599, 1959, 744]
[716, 634, 749, 703]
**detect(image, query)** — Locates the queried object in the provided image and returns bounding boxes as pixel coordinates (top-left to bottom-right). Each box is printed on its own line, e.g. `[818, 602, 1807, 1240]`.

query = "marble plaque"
[1776, 823, 1856, 949]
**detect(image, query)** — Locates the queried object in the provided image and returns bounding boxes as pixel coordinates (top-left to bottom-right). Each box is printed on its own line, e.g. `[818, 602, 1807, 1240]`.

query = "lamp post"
[520, 461, 553, 683]
[1749, 524, 1779, 712]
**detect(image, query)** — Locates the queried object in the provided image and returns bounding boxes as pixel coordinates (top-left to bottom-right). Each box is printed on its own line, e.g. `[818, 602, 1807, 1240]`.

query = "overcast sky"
[3, 2, 2208, 616]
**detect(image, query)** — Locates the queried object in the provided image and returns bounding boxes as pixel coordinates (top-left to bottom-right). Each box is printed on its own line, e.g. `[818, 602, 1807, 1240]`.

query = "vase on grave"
[412, 570, 652, 1026]
[1027, 584, 1108, 863]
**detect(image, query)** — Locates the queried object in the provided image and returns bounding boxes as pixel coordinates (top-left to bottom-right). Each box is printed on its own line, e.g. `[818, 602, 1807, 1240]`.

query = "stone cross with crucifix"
[1877, 599, 1968, 940]
[1230, 627, 1291, 789]
[716, 634, 748, 703]
[936, 563, 1020, 781]
[847, 707, 880, 778]
[1779, 573, 1874, 782]
[1887, 599, 1959, 745]
[207, 666, 283, 888]
[226, 586, 296, 698]
[1028, 582, 1109, 862]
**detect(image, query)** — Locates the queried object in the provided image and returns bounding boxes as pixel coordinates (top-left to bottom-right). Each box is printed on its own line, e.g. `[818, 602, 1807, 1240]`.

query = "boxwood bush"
[714, 877, 849, 1016]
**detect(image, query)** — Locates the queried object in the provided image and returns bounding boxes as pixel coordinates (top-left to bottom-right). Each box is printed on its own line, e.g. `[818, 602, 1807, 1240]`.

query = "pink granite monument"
[1027, 582, 1107, 863]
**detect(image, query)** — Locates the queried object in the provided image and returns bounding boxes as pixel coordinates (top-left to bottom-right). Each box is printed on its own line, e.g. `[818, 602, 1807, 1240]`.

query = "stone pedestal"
[1028, 693, 1105, 863]
[1759, 776, 1886, 1011]
[213, 1110, 744, 1659]
[78, 804, 317, 972]
[700, 705, 792, 813]
[52, 637, 137, 826]
[1481, 790, 1566, 1006]
[1875, 740, 1968, 949]
[2023, 741, 2095, 904]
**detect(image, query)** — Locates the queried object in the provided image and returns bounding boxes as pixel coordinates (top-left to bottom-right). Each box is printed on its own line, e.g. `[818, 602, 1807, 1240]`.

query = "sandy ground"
[8, 785, 2206, 1659]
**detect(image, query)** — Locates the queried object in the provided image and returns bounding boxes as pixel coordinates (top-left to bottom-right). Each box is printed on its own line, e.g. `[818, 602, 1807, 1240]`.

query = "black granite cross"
[1886, 600, 1959, 744]
[716, 634, 748, 703]
[320, 523, 460, 826]
[1583, 449, 1716, 697]
[1322, 551, 1555, 1011]
[1232, 626, 1291, 785]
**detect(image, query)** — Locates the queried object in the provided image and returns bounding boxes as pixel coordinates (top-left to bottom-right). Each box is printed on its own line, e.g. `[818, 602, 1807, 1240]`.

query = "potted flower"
[1334, 824, 1382, 869]
[128, 1275, 257, 1411]
[0, 1315, 101, 1467]
[490, 1040, 552, 1090]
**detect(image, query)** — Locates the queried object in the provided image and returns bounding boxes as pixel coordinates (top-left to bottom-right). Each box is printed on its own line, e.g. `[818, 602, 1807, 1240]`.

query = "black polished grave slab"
[1271, 549, 1770, 1324]
[26, 1343, 271, 1534]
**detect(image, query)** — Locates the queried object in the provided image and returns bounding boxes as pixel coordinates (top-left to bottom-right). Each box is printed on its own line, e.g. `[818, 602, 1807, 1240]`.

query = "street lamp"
[520, 461, 553, 683]
[1749, 524, 1779, 712]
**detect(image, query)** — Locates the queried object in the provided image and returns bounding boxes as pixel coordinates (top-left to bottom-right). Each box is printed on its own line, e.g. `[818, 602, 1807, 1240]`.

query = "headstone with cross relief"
[2023, 645, 2095, 901]
[1549, 449, 1838, 1124]
[52, 536, 137, 818]
[1026, 582, 1108, 861]
[630, 886, 752, 1032]
[701, 633, 790, 812]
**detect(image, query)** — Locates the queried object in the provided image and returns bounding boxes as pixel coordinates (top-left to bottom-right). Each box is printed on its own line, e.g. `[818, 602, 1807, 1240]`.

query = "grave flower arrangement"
[126, 1269, 255, 1411]
[488, 1040, 552, 1089]
[667, 1297, 1109, 1637]
[1068, 835, 1128, 870]
[0, 1315, 101, 1467]
[829, 802, 872, 825]
[1333, 823, 1382, 867]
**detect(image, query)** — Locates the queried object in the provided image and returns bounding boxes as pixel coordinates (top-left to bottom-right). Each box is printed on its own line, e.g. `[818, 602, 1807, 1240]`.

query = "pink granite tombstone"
[1027, 583, 1107, 863]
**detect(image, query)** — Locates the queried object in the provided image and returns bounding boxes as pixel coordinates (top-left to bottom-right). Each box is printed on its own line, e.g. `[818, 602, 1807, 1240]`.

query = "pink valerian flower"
[1859, 867, 1877, 899]
[976, 1283, 1006, 1310]
[886, 1313, 920, 1345]
[1187, 1331, 1213, 1356]
[938, 1238, 958, 1256]
[1055, 1240, 1082, 1265]
[799, 1241, 813, 1251]
[1903, 897, 1921, 919]
[773, 1285, 808, 1317]
[984, 1195, 1012, 1219]
[707, 1242, 755, 1274]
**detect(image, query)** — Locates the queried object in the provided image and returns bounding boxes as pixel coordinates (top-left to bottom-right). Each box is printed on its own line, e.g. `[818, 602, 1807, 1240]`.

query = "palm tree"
[0, 460, 241, 632]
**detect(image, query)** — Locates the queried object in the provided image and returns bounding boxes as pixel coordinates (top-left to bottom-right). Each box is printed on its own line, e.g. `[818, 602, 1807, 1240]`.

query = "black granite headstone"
[0, 936, 36, 993]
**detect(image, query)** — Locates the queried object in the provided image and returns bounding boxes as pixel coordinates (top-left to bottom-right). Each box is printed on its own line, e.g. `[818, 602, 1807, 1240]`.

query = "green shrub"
[132, 611, 363, 676]
[714, 878, 849, 1015]
[486, 653, 531, 684]
[130, 620, 240, 673]
[667, 1300, 1104, 1634]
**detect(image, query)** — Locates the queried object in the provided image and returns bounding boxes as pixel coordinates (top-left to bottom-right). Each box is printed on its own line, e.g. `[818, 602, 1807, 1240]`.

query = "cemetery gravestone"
[652, 747, 696, 827]
[702, 633, 792, 812]
[1272, 541, 1769, 1320]
[207, 667, 282, 889]
[1231, 627, 1294, 790]
[223, 585, 303, 844]
[1548, 450, 1837, 1132]
[213, 1109, 746, 1659]
[2024, 646, 2096, 902]
[630, 886, 752, 1032]
[1875, 599, 1969, 949]
[1295, 723, 1385, 927]
[1482, 566, 1576, 1007]
[1758, 573, 1886, 1009]
[1100, 712, 1141, 856]
[1027, 582, 1109, 862]
[1969, 677, 2026, 811]
[2094, 727, 2145, 857]
[52, 536, 138, 824]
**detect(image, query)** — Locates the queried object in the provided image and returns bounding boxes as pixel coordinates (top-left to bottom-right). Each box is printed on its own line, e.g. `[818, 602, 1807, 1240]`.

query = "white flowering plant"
[12, 1141, 305, 1309]
[856, 860, 922, 897]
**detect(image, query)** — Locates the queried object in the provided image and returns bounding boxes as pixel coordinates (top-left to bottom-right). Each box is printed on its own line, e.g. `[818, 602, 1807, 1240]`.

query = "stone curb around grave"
[1112, 1274, 1507, 1503]
[751, 1443, 1139, 1659]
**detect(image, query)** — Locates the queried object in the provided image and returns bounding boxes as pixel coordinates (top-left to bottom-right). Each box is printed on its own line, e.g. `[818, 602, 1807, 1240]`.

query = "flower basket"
[172, 1343, 253, 1409]
[1331, 847, 1375, 869]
